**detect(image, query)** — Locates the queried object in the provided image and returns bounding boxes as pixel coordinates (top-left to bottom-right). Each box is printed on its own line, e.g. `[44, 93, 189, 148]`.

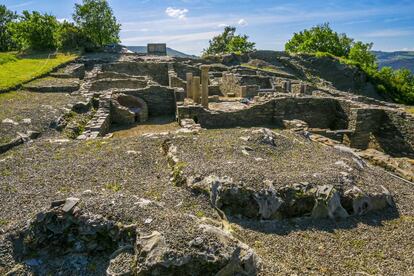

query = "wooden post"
[186, 73, 193, 99]
[192, 76, 201, 104]
[201, 65, 209, 108]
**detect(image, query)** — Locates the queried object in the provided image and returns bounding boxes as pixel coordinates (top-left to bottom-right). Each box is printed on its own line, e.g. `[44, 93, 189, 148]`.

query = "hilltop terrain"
[374, 51, 414, 72]
[0, 49, 413, 275]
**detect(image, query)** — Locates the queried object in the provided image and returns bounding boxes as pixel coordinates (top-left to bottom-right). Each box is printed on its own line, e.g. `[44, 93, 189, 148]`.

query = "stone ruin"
[2, 48, 414, 275]
[34, 48, 411, 167]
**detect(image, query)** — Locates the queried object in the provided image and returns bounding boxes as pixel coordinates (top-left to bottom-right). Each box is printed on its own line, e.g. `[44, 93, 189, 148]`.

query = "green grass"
[0, 52, 79, 90]
[407, 107, 414, 115]
[104, 182, 122, 192]
[0, 52, 18, 65]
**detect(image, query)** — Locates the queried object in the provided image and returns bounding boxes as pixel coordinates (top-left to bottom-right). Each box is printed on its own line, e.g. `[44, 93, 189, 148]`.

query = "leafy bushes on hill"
[8, 11, 60, 51]
[286, 23, 414, 105]
[203, 26, 255, 56]
[0, 5, 17, 51]
[1, 0, 120, 52]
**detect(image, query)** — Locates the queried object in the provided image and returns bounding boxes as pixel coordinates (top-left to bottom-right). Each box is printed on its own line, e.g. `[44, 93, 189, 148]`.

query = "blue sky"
[2, 0, 414, 55]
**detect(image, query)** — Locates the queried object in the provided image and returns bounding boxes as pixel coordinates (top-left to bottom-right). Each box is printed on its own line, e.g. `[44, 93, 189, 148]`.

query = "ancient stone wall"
[177, 101, 274, 128]
[121, 86, 176, 116]
[272, 97, 349, 129]
[345, 108, 414, 157]
[173, 63, 200, 80]
[89, 78, 149, 91]
[378, 111, 414, 158]
[178, 97, 350, 130]
[240, 75, 272, 89]
[102, 62, 169, 85]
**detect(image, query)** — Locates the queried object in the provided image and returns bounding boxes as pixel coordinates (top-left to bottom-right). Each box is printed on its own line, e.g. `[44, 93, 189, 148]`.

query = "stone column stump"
[192, 76, 201, 104]
[201, 65, 210, 108]
[186, 73, 193, 99]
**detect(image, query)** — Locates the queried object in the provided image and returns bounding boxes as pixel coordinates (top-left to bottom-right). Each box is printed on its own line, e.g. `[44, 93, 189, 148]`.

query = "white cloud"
[237, 18, 248, 26]
[165, 7, 189, 20]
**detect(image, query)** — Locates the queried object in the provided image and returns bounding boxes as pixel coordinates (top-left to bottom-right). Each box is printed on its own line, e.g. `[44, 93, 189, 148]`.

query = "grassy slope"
[0, 52, 79, 90]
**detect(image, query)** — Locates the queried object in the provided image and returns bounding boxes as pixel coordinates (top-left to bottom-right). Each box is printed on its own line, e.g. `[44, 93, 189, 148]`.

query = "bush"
[285, 23, 353, 57]
[286, 23, 414, 105]
[57, 21, 93, 50]
[8, 11, 60, 51]
[203, 26, 255, 56]
[0, 5, 17, 51]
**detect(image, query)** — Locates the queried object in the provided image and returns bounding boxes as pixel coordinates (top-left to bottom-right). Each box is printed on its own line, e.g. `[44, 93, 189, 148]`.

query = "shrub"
[203, 26, 255, 56]
[8, 11, 60, 51]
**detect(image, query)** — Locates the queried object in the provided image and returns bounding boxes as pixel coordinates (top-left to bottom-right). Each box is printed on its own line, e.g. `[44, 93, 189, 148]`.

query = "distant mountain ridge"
[373, 51, 414, 72]
[126, 46, 197, 58]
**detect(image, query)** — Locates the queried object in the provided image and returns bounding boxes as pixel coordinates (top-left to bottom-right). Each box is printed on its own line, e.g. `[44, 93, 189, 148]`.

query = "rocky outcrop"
[4, 199, 260, 276]
[189, 176, 394, 221]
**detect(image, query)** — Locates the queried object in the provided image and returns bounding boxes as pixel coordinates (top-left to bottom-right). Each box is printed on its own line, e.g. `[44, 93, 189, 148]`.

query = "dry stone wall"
[101, 62, 169, 85]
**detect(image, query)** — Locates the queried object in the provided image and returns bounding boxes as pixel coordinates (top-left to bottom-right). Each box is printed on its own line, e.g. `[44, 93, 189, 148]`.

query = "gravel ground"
[0, 127, 413, 275]
[172, 128, 401, 194]
[0, 90, 84, 144]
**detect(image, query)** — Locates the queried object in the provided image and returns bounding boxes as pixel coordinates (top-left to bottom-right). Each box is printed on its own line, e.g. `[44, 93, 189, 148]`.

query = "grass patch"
[406, 107, 414, 115]
[104, 182, 122, 192]
[0, 52, 18, 65]
[0, 52, 79, 90]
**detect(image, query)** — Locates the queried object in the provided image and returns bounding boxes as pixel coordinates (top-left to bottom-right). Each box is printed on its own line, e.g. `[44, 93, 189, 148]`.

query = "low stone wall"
[178, 100, 274, 128]
[273, 97, 349, 129]
[347, 108, 414, 157]
[172, 63, 200, 81]
[119, 85, 176, 116]
[101, 62, 169, 85]
[178, 96, 350, 130]
[89, 78, 150, 91]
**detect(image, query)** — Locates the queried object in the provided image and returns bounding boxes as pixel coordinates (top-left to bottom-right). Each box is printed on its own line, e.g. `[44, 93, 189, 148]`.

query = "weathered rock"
[311, 185, 349, 219]
[251, 128, 277, 146]
[2, 118, 18, 125]
[254, 181, 284, 219]
[135, 225, 259, 275]
[62, 197, 80, 213]
[344, 186, 394, 215]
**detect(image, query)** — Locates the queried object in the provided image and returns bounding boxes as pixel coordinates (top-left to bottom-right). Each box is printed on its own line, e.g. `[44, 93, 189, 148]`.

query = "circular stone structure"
[111, 94, 148, 124]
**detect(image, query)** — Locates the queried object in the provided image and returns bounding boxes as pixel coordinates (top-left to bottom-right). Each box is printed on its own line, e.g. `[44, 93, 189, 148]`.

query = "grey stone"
[62, 197, 80, 213]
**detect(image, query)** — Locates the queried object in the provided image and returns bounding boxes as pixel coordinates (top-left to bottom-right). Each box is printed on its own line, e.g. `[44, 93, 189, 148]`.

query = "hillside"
[127, 46, 197, 58]
[373, 51, 414, 72]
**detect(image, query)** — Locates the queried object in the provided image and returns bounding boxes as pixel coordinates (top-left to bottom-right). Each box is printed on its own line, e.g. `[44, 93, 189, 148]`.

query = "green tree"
[0, 5, 17, 51]
[57, 21, 92, 50]
[73, 0, 121, 48]
[348, 41, 376, 69]
[8, 11, 60, 50]
[285, 23, 353, 57]
[203, 26, 255, 55]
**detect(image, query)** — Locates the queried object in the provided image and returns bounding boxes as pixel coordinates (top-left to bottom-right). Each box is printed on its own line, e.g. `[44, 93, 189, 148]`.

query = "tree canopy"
[0, 5, 17, 51]
[8, 11, 60, 51]
[286, 23, 414, 104]
[285, 23, 353, 57]
[73, 0, 121, 48]
[203, 26, 255, 56]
